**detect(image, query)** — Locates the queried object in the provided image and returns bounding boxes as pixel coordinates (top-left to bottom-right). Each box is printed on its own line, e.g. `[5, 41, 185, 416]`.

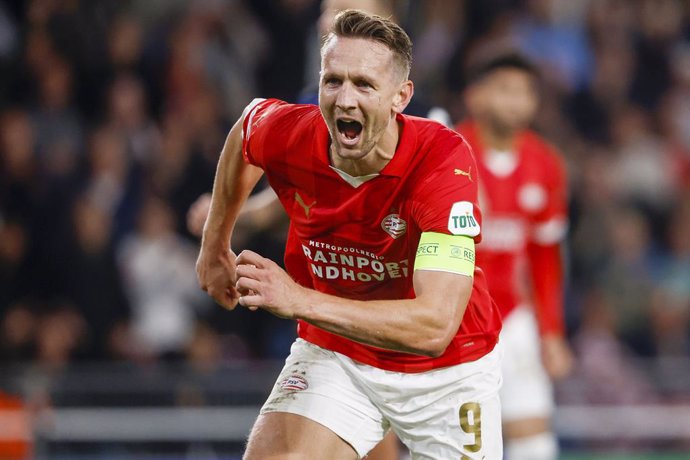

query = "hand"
[196, 244, 240, 310]
[187, 193, 212, 238]
[235, 250, 305, 319]
[541, 334, 574, 380]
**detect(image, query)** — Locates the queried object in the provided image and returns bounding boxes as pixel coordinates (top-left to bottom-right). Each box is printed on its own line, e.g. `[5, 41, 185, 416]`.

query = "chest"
[270, 164, 416, 250]
[478, 158, 549, 218]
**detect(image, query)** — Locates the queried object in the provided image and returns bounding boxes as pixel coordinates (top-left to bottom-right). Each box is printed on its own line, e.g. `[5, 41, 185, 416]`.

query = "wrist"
[541, 332, 565, 343]
[201, 230, 231, 250]
[292, 285, 316, 321]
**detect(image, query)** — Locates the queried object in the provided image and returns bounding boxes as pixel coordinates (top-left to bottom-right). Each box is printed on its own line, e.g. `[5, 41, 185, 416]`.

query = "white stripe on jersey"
[531, 216, 568, 246]
[241, 98, 267, 141]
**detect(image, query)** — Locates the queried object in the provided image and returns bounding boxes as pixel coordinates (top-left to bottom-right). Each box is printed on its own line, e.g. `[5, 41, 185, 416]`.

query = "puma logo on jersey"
[295, 192, 316, 217]
[454, 167, 473, 182]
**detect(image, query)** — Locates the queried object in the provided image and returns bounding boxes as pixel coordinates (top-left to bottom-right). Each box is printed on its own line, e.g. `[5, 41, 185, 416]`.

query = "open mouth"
[336, 119, 363, 145]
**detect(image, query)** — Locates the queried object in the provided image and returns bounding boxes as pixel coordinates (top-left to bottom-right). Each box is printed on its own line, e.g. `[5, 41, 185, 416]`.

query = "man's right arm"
[196, 115, 265, 310]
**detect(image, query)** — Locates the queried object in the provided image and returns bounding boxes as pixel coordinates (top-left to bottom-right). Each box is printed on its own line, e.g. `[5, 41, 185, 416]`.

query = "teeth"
[336, 119, 363, 140]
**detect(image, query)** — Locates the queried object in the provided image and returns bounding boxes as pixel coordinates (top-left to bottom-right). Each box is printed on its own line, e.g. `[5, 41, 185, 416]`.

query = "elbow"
[415, 329, 455, 358]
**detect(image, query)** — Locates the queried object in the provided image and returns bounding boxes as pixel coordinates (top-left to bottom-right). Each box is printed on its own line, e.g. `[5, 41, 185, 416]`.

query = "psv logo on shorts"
[279, 375, 309, 392]
[381, 214, 407, 239]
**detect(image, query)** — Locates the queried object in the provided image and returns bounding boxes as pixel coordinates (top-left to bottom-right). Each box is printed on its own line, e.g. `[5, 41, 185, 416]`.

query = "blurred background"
[0, 0, 689, 458]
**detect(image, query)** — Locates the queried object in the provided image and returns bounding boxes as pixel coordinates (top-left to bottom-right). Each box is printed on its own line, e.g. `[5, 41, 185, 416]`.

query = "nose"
[335, 82, 357, 112]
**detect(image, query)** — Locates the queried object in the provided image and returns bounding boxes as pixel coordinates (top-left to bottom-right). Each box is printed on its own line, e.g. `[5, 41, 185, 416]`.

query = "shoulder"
[243, 98, 323, 145]
[453, 120, 475, 137]
[403, 117, 477, 192]
[521, 130, 565, 168]
[244, 99, 321, 129]
[521, 130, 564, 163]
[407, 115, 472, 162]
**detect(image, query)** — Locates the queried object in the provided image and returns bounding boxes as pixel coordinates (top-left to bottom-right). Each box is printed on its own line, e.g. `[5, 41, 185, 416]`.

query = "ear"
[392, 80, 414, 115]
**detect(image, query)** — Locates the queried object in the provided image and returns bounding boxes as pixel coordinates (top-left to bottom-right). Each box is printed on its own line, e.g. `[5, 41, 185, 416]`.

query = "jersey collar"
[378, 113, 417, 177]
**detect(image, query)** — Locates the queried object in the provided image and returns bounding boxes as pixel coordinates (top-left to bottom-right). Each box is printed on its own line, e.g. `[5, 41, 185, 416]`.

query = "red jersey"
[242, 99, 501, 373]
[455, 121, 568, 336]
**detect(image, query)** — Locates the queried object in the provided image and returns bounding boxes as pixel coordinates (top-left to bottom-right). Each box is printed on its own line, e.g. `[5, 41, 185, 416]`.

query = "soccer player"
[455, 52, 574, 460]
[197, 10, 503, 459]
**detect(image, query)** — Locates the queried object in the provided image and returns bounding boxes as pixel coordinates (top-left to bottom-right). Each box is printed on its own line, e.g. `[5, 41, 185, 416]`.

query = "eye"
[324, 77, 341, 86]
[355, 80, 373, 89]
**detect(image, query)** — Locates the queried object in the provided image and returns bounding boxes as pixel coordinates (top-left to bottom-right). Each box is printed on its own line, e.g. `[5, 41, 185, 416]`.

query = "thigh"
[244, 412, 358, 460]
[365, 431, 401, 460]
[349, 343, 503, 460]
[500, 307, 553, 422]
[258, 339, 388, 458]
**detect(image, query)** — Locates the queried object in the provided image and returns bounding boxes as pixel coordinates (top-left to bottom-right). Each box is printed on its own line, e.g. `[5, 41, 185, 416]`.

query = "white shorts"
[499, 306, 554, 421]
[260, 338, 503, 459]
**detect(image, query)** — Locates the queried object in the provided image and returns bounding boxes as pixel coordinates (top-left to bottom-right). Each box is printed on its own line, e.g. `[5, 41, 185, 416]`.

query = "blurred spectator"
[568, 147, 618, 288]
[60, 195, 131, 361]
[0, 303, 36, 363]
[598, 205, 661, 354]
[106, 73, 161, 165]
[609, 106, 678, 211]
[566, 40, 636, 143]
[0, 110, 39, 221]
[117, 195, 209, 362]
[650, 195, 690, 358]
[246, 0, 320, 101]
[84, 125, 141, 243]
[565, 288, 658, 406]
[0, 220, 31, 318]
[34, 305, 85, 369]
[0, 3, 20, 105]
[408, 0, 464, 102]
[629, 0, 684, 111]
[31, 57, 83, 179]
[511, 0, 594, 92]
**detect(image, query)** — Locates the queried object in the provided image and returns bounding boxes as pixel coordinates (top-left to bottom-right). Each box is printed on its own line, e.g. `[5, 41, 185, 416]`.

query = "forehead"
[321, 36, 395, 75]
[483, 67, 536, 87]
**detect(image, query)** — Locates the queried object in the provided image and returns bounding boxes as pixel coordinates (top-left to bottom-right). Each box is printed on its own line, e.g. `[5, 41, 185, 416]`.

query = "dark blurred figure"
[60, 195, 131, 361]
[83, 125, 141, 244]
[117, 194, 209, 363]
[106, 73, 161, 165]
[598, 205, 662, 355]
[649, 195, 690, 378]
[246, 0, 320, 101]
[31, 57, 83, 180]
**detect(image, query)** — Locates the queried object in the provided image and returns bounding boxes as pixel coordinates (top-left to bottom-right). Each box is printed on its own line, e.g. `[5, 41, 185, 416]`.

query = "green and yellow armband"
[414, 232, 476, 277]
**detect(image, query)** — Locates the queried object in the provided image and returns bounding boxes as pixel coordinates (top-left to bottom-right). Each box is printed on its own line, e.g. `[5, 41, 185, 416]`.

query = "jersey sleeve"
[530, 146, 568, 246]
[240, 98, 286, 169]
[528, 145, 568, 336]
[527, 242, 565, 335]
[411, 139, 483, 242]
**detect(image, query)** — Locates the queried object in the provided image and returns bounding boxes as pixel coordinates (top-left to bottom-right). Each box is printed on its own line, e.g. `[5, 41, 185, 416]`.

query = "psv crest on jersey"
[381, 214, 407, 239]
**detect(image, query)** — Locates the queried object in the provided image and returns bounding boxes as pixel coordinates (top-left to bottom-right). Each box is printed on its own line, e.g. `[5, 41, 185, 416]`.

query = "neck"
[478, 122, 517, 152]
[331, 115, 400, 176]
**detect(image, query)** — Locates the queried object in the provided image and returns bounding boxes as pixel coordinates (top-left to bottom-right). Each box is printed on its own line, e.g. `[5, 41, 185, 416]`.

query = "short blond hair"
[323, 9, 412, 79]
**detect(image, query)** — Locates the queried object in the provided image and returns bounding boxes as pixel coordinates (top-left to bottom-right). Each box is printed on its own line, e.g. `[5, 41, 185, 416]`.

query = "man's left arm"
[527, 241, 573, 379]
[528, 149, 573, 379]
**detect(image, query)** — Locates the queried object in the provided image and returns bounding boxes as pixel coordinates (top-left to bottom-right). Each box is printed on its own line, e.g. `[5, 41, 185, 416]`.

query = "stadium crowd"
[1, 0, 689, 415]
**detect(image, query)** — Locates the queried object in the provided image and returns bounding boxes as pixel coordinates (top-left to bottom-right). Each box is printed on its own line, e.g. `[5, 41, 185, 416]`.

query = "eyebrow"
[321, 71, 378, 84]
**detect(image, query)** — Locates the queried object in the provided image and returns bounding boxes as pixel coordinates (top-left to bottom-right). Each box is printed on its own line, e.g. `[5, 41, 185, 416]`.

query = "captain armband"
[414, 232, 476, 277]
